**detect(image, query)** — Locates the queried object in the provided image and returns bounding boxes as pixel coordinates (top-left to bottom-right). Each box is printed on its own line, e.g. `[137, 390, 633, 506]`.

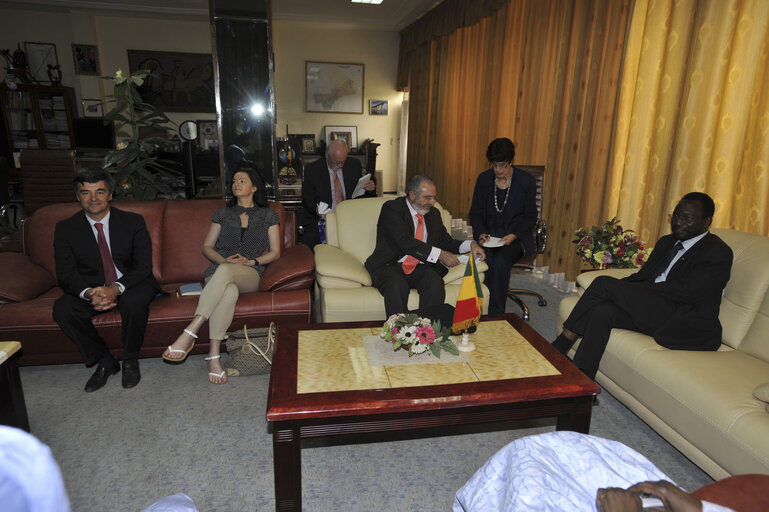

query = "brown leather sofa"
[0, 199, 314, 365]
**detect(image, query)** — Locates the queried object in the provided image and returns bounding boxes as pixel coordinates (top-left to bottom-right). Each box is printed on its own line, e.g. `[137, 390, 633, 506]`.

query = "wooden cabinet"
[0, 84, 77, 168]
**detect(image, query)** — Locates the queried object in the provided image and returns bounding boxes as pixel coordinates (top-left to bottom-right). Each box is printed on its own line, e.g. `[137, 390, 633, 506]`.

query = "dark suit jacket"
[622, 232, 732, 350]
[298, 157, 374, 227]
[365, 196, 463, 277]
[469, 167, 538, 256]
[54, 206, 159, 297]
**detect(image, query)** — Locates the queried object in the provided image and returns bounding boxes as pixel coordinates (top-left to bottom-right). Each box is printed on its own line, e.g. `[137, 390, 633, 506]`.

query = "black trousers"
[484, 242, 524, 315]
[52, 281, 157, 366]
[562, 276, 676, 379]
[370, 262, 445, 318]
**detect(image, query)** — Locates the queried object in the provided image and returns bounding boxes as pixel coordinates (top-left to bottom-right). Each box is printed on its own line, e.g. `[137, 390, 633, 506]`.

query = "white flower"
[114, 69, 127, 84]
[411, 341, 427, 354]
[398, 325, 417, 345]
[116, 141, 127, 150]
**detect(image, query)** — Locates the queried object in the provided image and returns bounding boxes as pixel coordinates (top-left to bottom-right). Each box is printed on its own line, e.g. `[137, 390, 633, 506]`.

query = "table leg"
[0, 354, 30, 432]
[555, 396, 593, 434]
[273, 423, 302, 512]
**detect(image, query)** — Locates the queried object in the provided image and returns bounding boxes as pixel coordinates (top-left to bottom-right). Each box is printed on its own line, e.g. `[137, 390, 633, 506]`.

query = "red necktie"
[402, 213, 424, 274]
[95, 222, 118, 285]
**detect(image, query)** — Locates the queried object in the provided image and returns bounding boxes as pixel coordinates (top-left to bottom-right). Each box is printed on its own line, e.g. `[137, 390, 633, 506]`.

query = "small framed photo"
[24, 42, 58, 83]
[324, 125, 358, 151]
[289, 133, 315, 154]
[81, 99, 103, 118]
[302, 137, 315, 153]
[369, 100, 388, 116]
[197, 120, 218, 151]
[72, 44, 100, 75]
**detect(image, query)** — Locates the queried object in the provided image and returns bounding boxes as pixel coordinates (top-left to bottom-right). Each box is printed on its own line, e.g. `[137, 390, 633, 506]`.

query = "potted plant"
[573, 217, 651, 269]
[100, 69, 185, 199]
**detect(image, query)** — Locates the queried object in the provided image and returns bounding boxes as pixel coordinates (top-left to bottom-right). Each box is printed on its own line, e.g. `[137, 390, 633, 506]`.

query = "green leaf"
[443, 340, 459, 356]
[430, 344, 441, 358]
[393, 341, 401, 351]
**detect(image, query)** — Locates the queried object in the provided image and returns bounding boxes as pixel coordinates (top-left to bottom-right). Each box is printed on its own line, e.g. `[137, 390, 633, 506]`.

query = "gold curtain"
[610, 0, 769, 248]
[401, 0, 631, 278]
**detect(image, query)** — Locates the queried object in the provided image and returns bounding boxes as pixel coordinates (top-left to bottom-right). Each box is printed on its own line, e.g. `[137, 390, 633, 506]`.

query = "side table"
[0, 341, 30, 431]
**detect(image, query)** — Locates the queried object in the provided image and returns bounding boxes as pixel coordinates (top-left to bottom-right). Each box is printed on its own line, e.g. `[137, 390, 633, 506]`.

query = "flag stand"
[456, 332, 476, 352]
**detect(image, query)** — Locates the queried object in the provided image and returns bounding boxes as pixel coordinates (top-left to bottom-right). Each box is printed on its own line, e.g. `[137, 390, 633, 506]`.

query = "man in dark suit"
[553, 192, 733, 380]
[298, 139, 376, 247]
[365, 173, 486, 319]
[52, 169, 159, 392]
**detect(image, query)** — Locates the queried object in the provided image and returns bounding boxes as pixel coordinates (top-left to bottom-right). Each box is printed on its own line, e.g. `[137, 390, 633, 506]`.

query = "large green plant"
[101, 69, 184, 199]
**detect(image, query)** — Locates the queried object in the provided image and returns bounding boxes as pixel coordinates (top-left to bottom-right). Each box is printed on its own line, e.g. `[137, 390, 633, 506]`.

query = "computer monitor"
[72, 118, 116, 152]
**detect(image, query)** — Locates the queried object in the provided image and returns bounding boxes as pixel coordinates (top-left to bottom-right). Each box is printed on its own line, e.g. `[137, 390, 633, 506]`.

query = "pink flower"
[416, 326, 436, 344]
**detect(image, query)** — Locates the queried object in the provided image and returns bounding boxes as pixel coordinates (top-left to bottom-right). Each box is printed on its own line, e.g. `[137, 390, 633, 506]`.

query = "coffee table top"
[266, 314, 599, 422]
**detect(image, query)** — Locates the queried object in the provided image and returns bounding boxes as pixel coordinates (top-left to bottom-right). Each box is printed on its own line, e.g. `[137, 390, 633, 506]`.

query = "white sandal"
[162, 329, 197, 363]
[205, 355, 227, 384]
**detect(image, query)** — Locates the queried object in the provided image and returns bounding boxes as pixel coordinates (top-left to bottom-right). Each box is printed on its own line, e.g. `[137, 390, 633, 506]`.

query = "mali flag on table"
[452, 256, 484, 333]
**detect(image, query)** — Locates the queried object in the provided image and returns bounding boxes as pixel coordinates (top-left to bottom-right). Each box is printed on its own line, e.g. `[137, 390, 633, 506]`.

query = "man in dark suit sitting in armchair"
[553, 192, 733, 380]
[298, 139, 376, 248]
[52, 169, 159, 392]
[365, 173, 486, 319]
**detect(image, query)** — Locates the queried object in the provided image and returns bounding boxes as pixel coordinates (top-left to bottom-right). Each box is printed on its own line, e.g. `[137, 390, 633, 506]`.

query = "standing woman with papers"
[469, 138, 537, 315]
[162, 166, 281, 384]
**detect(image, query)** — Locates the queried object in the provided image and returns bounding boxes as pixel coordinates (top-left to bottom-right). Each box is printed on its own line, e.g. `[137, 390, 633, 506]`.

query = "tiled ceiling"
[0, 0, 440, 30]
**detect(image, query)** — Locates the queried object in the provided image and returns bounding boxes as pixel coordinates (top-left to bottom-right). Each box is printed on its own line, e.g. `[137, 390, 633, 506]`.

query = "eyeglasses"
[491, 161, 511, 169]
[328, 158, 346, 167]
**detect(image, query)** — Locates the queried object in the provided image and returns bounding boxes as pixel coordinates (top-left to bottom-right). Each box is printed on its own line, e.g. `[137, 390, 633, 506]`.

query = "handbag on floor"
[224, 322, 275, 376]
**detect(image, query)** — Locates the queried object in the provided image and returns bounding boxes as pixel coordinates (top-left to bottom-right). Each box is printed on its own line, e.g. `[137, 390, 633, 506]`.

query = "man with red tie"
[365, 174, 485, 319]
[53, 169, 159, 392]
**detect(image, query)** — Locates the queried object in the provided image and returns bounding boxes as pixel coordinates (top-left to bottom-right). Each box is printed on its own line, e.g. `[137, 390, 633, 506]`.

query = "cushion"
[0, 253, 55, 301]
[753, 382, 769, 403]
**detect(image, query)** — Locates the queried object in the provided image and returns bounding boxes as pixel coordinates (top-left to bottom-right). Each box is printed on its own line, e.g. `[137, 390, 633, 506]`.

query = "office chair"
[506, 165, 547, 321]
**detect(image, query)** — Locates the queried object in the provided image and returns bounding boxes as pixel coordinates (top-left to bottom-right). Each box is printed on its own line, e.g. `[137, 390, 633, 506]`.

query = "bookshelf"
[0, 84, 77, 167]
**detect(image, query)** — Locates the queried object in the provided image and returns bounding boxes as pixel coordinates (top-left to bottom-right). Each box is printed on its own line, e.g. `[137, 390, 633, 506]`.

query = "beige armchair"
[314, 197, 490, 322]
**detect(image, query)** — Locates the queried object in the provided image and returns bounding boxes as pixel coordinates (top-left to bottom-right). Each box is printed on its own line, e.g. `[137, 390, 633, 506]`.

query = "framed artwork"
[81, 99, 103, 118]
[127, 50, 215, 112]
[369, 100, 388, 116]
[197, 120, 218, 151]
[24, 42, 58, 83]
[324, 125, 358, 150]
[306, 61, 364, 114]
[289, 133, 315, 154]
[72, 44, 100, 75]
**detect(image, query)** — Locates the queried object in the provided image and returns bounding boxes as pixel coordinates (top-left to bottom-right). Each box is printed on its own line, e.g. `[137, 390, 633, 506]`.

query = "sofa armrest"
[315, 244, 372, 286]
[576, 267, 637, 291]
[259, 244, 315, 291]
[0, 252, 56, 301]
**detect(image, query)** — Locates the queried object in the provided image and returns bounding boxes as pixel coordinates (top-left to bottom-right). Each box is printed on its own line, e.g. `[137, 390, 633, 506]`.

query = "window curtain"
[609, 0, 769, 248]
[400, 0, 631, 278]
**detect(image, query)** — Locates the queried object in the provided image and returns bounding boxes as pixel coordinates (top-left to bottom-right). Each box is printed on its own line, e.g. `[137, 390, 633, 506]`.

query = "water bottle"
[318, 218, 326, 244]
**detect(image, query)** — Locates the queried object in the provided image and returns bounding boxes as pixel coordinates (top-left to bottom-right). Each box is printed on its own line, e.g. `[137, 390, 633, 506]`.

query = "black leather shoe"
[85, 360, 120, 392]
[122, 360, 141, 389]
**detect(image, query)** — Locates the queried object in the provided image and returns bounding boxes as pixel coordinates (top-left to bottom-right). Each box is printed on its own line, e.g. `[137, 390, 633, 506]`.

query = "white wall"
[272, 21, 402, 192]
[1, 9, 404, 189]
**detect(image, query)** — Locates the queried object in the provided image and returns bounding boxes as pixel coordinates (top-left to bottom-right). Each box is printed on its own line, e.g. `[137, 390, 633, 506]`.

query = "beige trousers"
[195, 264, 261, 340]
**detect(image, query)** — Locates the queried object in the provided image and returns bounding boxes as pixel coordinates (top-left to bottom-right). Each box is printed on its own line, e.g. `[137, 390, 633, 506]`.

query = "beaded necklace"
[493, 175, 511, 213]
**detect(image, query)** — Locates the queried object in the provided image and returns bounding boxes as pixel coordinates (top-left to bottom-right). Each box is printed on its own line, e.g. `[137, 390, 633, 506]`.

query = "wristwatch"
[114, 282, 125, 295]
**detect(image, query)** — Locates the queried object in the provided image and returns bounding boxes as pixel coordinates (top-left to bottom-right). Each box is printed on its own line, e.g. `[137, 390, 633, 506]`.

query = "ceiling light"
[351, 0, 384, 4]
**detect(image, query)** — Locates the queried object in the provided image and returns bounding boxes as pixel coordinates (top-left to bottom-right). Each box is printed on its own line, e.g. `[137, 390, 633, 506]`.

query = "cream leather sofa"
[558, 228, 769, 479]
[314, 197, 490, 323]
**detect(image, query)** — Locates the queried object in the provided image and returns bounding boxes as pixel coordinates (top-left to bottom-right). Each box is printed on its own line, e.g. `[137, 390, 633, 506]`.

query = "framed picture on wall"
[24, 42, 58, 83]
[197, 120, 218, 151]
[324, 125, 358, 150]
[306, 61, 364, 114]
[369, 100, 388, 115]
[72, 44, 100, 75]
[81, 99, 103, 118]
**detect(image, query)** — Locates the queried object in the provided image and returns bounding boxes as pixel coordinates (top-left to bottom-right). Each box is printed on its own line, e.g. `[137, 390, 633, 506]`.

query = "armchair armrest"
[0, 252, 56, 301]
[576, 267, 637, 292]
[443, 258, 489, 284]
[260, 244, 315, 291]
[315, 244, 372, 286]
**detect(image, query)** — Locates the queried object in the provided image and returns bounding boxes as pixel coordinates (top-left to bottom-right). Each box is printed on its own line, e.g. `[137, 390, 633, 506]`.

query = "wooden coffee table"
[266, 313, 599, 511]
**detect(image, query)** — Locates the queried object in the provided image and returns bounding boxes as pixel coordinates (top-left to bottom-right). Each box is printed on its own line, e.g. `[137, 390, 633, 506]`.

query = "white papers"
[482, 236, 505, 248]
[317, 201, 332, 215]
[179, 283, 203, 296]
[351, 174, 371, 198]
[458, 254, 483, 265]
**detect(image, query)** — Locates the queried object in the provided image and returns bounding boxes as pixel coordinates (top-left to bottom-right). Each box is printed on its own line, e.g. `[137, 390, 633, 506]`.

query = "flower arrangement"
[573, 217, 651, 268]
[380, 313, 459, 358]
[100, 69, 185, 199]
